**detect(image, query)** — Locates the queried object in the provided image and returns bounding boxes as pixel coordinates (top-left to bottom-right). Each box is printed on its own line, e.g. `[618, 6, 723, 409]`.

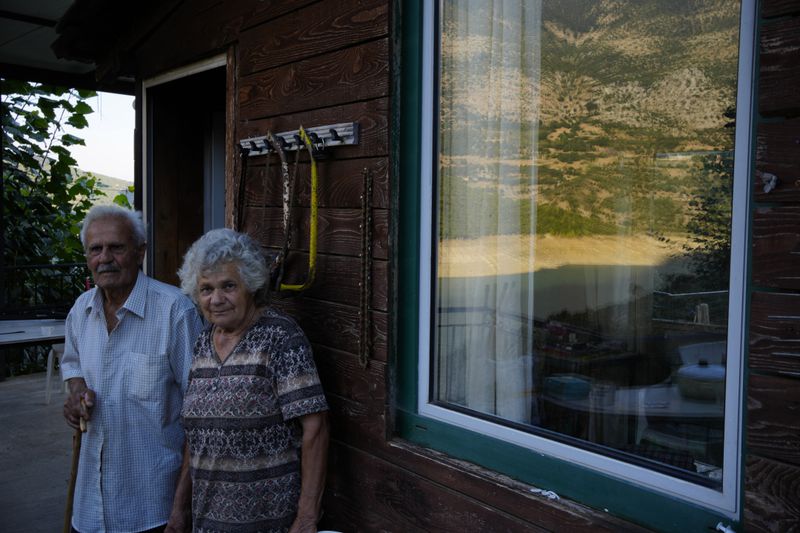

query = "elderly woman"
[167, 228, 329, 533]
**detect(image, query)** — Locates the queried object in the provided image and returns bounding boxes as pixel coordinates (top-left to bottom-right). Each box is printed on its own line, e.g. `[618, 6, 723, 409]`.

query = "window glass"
[432, 0, 742, 487]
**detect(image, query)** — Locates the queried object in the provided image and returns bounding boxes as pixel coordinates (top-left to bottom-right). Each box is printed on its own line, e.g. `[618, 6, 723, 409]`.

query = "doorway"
[143, 59, 226, 285]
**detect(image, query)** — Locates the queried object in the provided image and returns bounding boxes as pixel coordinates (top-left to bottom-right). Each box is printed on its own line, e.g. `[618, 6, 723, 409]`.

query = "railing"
[652, 290, 729, 327]
[0, 263, 89, 319]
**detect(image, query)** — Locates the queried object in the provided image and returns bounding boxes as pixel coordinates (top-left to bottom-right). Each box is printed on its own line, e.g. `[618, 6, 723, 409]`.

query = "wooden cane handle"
[79, 397, 87, 432]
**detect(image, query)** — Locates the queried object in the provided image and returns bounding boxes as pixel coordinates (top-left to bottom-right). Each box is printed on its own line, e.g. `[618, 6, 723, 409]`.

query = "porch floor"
[0, 372, 72, 533]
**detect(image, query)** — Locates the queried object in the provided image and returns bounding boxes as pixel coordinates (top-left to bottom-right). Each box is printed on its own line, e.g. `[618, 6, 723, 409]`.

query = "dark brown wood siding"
[746, 0, 800, 530]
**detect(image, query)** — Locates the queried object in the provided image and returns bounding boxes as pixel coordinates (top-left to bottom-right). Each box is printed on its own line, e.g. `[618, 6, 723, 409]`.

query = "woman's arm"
[289, 411, 330, 533]
[165, 441, 192, 533]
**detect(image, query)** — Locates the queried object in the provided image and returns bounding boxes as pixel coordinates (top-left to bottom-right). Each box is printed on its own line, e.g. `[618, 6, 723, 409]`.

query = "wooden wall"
[121, 1, 650, 531]
[746, 1, 800, 530]
[112, 0, 800, 530]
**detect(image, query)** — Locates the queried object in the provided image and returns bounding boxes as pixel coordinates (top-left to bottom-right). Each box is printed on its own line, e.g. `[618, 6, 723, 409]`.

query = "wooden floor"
[0, 372, 73, 533]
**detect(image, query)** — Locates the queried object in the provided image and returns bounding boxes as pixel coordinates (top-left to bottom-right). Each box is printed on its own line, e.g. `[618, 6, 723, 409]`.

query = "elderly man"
[61, 205, 203, 533]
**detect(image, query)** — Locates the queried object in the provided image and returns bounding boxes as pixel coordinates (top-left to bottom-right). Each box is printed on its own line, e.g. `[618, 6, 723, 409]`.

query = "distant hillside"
[439, 0, 738, 239]
[72, 168, 133, 206]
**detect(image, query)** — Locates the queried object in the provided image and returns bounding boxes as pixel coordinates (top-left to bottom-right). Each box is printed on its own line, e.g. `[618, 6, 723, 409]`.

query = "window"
[398, 0, 756, 528]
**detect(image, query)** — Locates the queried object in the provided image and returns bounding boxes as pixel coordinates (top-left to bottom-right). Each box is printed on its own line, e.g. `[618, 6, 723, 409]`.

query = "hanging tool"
[266, 130, 292, 289]
[278, 126, 318, 292]
[359, 166, 373, 368]
[236, 144, 250, 230]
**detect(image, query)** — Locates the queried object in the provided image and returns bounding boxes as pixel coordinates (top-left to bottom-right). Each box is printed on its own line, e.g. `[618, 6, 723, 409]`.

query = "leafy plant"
[2, 79, 106, 266]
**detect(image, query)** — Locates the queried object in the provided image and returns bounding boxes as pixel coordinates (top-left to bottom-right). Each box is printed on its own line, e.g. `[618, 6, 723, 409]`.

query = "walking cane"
[64, 406, 86, 533]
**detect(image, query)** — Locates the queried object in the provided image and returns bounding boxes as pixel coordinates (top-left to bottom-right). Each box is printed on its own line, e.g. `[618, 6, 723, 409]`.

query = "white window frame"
[416, 0, 756, 517]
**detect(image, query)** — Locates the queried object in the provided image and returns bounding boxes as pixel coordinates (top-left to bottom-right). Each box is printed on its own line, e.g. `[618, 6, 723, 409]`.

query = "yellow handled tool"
[280, 125, 318, 292]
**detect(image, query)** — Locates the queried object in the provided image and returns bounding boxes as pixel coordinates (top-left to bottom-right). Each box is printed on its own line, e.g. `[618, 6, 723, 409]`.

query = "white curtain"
[435, 0, 541, 424]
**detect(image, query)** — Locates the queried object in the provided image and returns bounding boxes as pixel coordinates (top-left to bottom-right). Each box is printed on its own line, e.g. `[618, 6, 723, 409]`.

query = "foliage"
[680, 151, 733, 291]
[1, 79, 106, 266]
[113, 184, 134, 208]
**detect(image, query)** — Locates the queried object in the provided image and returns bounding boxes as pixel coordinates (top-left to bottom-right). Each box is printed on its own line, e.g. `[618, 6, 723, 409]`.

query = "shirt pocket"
[126, 351, 171, 402]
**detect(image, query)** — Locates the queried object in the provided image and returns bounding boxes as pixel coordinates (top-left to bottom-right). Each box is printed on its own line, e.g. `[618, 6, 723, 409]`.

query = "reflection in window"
[432, 0, 740, 487]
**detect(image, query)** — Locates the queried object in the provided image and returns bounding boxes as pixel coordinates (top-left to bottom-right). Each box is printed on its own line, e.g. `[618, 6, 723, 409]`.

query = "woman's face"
[197, 262, 256, 332]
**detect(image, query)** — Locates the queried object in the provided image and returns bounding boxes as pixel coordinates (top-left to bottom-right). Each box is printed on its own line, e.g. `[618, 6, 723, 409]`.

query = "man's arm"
[168, 305, 204, 393]
[60, 307, 95, 430]
[289, 411, 330, 533]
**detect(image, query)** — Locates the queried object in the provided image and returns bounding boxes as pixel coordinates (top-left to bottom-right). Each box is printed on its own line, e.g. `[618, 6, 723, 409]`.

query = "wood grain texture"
[761, 0, 800, 18]
[759, 16, 800, 117]
[383, 441, 655, 533]
[271, 298, 387, 361]
[244, 156, 389, 210]
[269, 252, 388, 311]
[239, 38, 390, 120]
[238, 97, 390, 160]
[319, 442, 652, 533]
[314, 345, 386, 404]
[240, 0, 388, 75]
[752, 206, 800, 289]
[745, 455, 800, 533]
[225, 46, 239, 228]
[749, 291, 800, 376]
[323, 443, 549, 533]
[238, 0, 322, 31]
[242, 206, 389, 260]
[135, 0, 243, 78]
[747, 373, 800, 466]
[755, 117, 800, 204]
[326, 393, 388, 449]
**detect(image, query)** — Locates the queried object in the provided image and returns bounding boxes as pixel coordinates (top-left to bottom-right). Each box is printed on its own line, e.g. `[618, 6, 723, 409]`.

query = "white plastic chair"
[45, 343, 66, 404]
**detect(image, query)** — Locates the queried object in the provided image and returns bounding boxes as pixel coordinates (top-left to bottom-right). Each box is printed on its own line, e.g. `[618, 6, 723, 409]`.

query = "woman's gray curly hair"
[178, 228, 270, 306]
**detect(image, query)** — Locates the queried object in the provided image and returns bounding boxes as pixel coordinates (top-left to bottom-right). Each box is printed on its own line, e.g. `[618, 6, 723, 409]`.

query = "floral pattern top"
[182, 307, 328, 533]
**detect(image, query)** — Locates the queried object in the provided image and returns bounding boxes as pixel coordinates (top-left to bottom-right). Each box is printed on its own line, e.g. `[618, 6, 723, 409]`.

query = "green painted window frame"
[395, 2, 758, 531]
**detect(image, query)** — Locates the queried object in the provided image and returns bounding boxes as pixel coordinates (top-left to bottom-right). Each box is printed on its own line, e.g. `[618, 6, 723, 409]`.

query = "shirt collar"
[86, 270, 148, 319]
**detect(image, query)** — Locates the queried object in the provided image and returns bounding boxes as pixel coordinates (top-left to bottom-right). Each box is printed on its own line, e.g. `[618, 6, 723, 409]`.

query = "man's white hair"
[80, 205, 146, 248]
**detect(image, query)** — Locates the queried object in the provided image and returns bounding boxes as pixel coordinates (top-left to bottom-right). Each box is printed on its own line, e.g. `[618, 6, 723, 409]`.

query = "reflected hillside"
[439, 0, 739, 290]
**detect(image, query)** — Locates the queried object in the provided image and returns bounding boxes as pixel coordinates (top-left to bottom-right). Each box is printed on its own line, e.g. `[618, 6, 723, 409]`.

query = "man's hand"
[63, 378, 95, 431]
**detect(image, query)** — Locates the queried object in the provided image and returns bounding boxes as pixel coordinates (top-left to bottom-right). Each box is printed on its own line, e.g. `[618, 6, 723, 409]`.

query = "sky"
[68, 92, 135, 182]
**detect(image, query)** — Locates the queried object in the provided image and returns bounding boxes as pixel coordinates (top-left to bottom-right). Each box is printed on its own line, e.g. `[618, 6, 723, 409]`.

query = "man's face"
[84, 217, 145, 294]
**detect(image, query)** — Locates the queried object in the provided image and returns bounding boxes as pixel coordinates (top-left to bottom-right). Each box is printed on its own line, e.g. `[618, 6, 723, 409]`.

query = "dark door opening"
[146, 66, 226, 285]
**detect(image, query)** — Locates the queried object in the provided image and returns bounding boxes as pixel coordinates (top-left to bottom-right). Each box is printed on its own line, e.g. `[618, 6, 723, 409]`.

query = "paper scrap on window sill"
[529, 488, 560, 500]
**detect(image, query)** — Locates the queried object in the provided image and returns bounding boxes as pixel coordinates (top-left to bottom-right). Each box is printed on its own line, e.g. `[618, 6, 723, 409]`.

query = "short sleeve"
[272, 317, 328, 421]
